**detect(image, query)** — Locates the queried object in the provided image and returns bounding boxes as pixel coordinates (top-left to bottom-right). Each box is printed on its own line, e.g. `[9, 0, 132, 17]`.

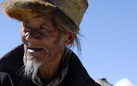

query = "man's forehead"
[24, 16, 52, 23]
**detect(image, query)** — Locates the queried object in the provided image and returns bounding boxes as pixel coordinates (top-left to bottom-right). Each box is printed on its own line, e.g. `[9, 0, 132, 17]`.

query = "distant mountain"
[96, 78, 113, 86]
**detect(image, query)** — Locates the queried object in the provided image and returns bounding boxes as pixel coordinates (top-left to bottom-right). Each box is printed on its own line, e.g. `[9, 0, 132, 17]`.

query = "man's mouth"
[28, 48, 44, 52]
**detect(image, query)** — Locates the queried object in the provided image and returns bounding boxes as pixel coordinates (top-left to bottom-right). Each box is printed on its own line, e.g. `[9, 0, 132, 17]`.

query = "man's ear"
[64, 32, 75, 45]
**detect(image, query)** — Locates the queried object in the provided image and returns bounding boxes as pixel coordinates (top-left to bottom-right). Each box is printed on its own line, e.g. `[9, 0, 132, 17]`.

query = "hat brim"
[2, 0, 79, 33]
[2, 0, 56, 21]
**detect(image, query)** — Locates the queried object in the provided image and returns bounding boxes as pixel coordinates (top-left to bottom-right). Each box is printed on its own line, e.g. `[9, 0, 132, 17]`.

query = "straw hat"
[2, 0, 88, 33]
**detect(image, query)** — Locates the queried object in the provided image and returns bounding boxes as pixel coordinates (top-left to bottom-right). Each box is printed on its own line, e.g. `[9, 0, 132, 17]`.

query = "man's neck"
[39, 53, 62, 79]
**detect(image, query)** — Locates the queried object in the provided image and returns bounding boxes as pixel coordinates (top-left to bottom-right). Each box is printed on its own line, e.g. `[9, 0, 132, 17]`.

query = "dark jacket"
[0, 44, 100, 86]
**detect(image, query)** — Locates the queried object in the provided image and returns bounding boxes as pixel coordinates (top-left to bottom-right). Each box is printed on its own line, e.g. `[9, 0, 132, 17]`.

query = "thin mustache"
[26, 42, 46, 49]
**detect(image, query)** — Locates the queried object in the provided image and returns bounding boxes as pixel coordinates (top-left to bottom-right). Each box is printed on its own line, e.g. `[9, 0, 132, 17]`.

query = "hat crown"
[49, 0, 88, 26]
[2, 0, 88, 33]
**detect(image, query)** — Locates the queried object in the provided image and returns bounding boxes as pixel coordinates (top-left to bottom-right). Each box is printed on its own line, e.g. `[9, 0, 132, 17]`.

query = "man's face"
[20, 15, 65, 64]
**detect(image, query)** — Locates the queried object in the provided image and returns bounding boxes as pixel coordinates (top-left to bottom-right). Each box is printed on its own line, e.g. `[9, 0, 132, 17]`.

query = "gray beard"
[23, 54, 43, 85]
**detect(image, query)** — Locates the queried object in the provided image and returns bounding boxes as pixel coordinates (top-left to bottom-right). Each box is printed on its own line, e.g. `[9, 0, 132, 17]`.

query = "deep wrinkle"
[21, 15, 67, 80]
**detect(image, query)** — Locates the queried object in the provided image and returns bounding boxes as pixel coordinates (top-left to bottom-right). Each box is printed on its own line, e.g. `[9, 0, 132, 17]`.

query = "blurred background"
[0, 0, 137, 86]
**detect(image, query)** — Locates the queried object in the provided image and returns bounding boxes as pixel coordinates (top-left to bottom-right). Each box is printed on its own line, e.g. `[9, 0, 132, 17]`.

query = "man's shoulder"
[63, 52, 101, 86]
[0, 44, 24, 60]
[68, 52, 88, 77]
[0, 44, 24, 73]
[0, 71, 14, 86]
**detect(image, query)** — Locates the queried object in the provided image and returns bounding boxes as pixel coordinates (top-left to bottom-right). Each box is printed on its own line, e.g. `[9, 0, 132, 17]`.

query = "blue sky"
[0, 0, 137, 85]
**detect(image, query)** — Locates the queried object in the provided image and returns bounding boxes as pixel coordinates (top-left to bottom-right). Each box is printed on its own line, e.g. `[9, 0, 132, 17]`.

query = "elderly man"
[0, 0, 101, 86]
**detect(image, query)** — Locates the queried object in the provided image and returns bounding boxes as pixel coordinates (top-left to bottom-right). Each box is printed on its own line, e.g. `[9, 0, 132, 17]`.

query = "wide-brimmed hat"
[2, 0, 88, 33]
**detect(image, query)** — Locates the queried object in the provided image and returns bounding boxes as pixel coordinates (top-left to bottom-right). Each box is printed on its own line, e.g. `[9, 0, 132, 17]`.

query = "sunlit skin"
[20, 14, 75, 79]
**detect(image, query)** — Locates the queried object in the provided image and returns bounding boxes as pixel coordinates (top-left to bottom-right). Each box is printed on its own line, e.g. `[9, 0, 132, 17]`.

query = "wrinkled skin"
[20, 14, 75, 79]
[21, 16, 64, 63]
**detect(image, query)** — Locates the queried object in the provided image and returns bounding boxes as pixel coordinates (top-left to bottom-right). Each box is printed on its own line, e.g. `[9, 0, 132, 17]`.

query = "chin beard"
[23, 54, 43, 85]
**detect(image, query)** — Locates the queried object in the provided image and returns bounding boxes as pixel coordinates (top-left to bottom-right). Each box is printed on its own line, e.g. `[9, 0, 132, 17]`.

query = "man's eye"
[40, 26, 46, 29]
[24, 24, 31, 28]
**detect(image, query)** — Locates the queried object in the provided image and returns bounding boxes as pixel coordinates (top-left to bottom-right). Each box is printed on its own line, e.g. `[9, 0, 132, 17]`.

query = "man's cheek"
[21, 33, 28, 44]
